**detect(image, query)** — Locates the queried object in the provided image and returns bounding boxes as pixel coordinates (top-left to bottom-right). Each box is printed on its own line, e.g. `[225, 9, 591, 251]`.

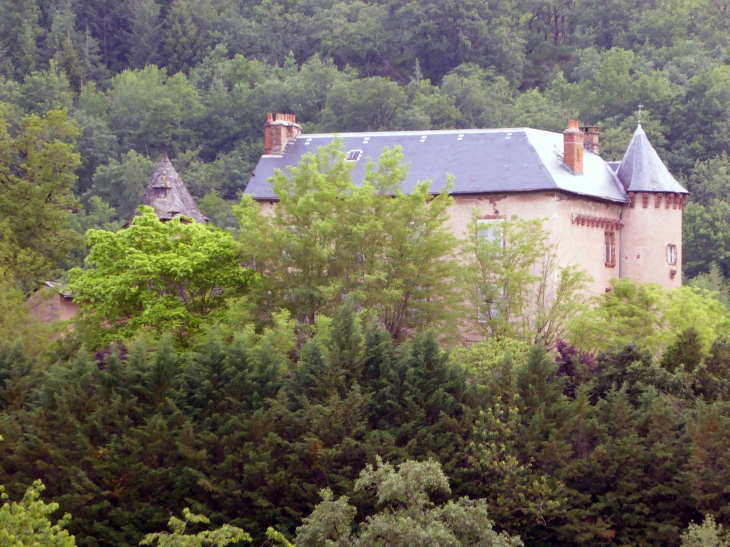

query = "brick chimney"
[580, 125, 600, 155]
[564, 120, 584, 175]
[265, 113, 301, 155]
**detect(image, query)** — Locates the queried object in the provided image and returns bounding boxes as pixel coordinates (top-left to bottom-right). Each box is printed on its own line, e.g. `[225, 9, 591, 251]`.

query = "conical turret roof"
[616, 124, 687, 194]
[143, 156, 208, 224]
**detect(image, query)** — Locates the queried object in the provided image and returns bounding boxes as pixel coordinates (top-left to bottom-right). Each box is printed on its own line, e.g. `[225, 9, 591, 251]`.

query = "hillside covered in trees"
[6, 1, 730, 546]
[2, 0, 730, 286]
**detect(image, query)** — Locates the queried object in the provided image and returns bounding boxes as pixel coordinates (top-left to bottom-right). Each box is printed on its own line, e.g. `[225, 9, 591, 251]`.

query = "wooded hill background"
[2, 0, 730, 285]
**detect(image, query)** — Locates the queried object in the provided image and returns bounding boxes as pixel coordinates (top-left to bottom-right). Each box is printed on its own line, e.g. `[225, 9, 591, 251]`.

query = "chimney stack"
[264, 113, 302, 155]
[580, 125, 600, 155]
[564, 120, 584, 175]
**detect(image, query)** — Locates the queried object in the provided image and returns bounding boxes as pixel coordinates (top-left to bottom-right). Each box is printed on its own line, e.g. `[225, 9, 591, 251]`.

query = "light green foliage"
[450, 337, 531, 377]
[681, 515, 730, 547]
[235, 140, 462, 340]
[0, 480, 76, 546]
[283, 458, 523, 547]
[406, 80, 460, 129]
[140, 508, 251, 547]
[568, 278, 730, 355]
[0, 105, 81, 291]
[68, 207, 254, 344]
[463, 214, 591, 348]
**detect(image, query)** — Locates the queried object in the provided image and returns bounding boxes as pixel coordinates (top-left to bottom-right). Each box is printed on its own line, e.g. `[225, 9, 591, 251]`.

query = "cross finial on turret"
[637, 104, 644, 124]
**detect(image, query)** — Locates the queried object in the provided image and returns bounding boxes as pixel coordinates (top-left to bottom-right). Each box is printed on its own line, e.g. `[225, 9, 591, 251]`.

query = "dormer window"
[345, 150, 363, 162]
[155, 187, 168, 199]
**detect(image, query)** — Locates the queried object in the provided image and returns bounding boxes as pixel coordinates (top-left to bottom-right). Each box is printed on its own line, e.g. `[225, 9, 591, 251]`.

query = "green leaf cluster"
[235, 140, 462, 341]
[68, 207, 255, 344]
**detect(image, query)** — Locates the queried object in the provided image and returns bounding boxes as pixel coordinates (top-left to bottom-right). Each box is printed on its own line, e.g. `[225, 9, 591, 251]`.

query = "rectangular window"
[667, 244, 677, 265]
[477, 219, 504, 246]
[604, 231, 616, 267]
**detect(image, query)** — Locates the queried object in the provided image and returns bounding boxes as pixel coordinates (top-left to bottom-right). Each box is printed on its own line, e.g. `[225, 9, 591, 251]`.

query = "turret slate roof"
[616, 124, 687, 194]
[143, 157, 208, 223]
[245, 128, 629, 203]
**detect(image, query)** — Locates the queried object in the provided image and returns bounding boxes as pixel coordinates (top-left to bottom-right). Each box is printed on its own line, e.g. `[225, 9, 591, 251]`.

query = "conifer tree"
[0, 0, 41, 80]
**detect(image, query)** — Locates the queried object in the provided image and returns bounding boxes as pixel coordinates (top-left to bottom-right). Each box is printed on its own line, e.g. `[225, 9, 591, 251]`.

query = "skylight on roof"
[346, 149, 363, 162]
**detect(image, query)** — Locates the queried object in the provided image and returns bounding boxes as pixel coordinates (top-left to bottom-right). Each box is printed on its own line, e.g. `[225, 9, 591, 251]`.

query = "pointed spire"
[142, 156, 208, 223]
[616, 125, 687, 194]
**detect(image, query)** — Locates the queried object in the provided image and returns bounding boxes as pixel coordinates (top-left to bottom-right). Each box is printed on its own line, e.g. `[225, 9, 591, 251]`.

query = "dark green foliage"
[7, 303, 730, 546]
[661, 328, 705, 373]
[0, 307, 474, 546]
[4, 0, 730, 536]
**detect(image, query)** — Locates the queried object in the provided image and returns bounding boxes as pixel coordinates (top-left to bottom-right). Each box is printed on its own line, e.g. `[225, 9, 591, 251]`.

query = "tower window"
[154, 187, 168, 199]
[667, 244, 677, 265]
[604, 231, 616, 267]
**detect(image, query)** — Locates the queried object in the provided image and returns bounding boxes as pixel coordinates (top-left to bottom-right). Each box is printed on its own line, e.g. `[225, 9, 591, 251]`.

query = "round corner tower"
[616, 124, 688, 288]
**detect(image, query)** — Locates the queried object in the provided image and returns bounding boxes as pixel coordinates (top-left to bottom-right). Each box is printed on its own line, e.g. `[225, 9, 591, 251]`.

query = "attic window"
[345, 150, 363, 162]
[155, 187, 168, 199]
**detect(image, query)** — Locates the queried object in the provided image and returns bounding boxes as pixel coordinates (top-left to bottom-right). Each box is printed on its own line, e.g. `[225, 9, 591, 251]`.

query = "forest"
[1, 0, 730, 283]
[4, 0, 730, 545]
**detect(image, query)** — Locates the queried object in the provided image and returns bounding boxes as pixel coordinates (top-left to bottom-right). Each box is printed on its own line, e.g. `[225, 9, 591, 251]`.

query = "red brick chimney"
[580, 125, 600, 155]
[264, 113, 301, 155]
[564, 120, 584, 175]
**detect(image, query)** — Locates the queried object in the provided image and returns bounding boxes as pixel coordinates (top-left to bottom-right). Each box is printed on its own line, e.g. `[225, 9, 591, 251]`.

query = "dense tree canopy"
[0, 0, 727, 283]
[3, 1, 730, 546]
[3, 302, 730, 546]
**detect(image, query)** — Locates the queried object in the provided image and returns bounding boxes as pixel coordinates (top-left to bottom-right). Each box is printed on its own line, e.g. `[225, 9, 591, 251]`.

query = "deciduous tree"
[68, 206, 254, 344]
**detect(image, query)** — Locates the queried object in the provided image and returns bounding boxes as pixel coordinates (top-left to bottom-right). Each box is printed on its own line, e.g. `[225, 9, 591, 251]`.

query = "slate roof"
[143, 157, 208, 223]
[245, 128, 629, 203]
[616, 124, 687, 194]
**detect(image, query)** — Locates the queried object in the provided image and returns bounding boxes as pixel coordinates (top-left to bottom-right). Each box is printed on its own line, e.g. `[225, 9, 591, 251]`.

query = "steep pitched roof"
[244, 128, 628, 203]
[616, 124, 688, 194]
[143, 157, 208, 223]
